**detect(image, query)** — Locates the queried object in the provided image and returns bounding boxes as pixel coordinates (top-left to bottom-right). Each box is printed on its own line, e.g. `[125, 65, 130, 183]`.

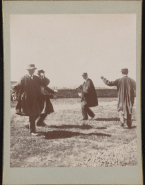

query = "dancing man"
[36, 69, 58, 126]
[76, 73, 98, 121]
[12, 64, 43, 136]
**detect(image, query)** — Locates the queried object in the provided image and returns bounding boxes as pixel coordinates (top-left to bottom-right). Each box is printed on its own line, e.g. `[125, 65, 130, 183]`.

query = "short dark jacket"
[40, 77, 54, 114]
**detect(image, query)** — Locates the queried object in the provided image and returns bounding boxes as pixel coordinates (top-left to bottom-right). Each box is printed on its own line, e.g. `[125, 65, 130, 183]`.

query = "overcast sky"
[10, 14, 136, 87]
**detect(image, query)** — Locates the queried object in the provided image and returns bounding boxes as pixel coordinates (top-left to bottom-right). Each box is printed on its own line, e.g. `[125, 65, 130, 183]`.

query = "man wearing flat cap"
[12, 64, 43, 136]
[76, 73, 98, 121]
[101, 68, 136, 128]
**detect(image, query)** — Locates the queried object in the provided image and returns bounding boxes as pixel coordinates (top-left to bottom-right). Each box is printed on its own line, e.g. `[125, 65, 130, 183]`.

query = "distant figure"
[76, 73, 98, 121]
[12, 64, 43, 136]
[37, 70, 58, 126]
[101, 68, 136, 128]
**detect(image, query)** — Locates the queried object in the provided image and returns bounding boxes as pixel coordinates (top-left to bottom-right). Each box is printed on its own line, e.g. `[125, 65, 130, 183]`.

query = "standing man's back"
[117, 76, 136, 114]
[101, 68, 136, 128]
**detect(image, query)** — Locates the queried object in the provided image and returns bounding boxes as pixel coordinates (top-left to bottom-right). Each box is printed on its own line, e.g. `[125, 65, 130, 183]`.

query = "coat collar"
[26, 74, 35, 79]
[84, 78, 89, 83]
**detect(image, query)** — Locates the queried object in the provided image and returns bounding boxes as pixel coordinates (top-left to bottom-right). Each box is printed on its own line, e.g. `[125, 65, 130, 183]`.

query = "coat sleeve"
[12, 77, 24, 94]
[42, 77, 50, 86]
[131, 79, 136, 90]
[45, 86, 55, 94]
[42, 77, 54, 93]
[102, 77, 119, 87]
[76, 85, 83, 89]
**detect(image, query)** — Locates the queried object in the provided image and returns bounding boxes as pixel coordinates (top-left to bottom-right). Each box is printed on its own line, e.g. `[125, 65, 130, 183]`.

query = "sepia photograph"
[3, 0, 142, 184]
[10, 14, 137, 167]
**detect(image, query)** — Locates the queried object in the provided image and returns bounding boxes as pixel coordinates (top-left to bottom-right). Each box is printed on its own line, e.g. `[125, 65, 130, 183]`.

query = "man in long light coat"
[101, 68, 136, 128]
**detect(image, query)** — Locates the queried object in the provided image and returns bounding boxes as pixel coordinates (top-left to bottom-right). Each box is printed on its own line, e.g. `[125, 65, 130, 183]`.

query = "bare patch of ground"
[10, 98, 137, 167]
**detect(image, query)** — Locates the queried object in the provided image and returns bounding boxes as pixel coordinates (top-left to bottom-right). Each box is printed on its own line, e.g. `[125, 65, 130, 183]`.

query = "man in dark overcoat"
[76, 73, 98, 120]
[101, 68, 136, 128]
[36, 70, 58, 126]
[12, 64, 43, 136]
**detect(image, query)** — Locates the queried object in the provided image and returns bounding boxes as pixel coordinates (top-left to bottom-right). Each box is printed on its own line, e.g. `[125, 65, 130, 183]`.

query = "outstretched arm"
[45, 86, 55, 94]
[76, 85, 83, 90]
[100, 76, 119, 87]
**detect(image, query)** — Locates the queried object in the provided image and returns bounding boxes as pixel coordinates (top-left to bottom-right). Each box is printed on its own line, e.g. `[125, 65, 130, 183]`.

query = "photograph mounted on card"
[3, 0, 142, 185]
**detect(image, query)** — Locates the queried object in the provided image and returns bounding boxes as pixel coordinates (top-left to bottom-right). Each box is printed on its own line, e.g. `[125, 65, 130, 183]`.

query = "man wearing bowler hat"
[12, 64, 43, 136]
[101, 68, 136, 128]
[76, 73, 98, 121]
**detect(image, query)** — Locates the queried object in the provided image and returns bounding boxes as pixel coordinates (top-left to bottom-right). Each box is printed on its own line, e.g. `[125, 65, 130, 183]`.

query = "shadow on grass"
[48, 124, 93, 130]
[96, 127, 107, 129]
[94, 118, 135, 121]
[37, 130, 111, 139]
[124, 126, 137, 129]
[25, 124, 107, 130]
[94, 118, 120, 121]
[48, 124, 107, 130]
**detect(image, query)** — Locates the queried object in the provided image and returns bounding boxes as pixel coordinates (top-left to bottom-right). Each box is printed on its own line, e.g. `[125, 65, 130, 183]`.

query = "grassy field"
[10, 98, 137, 167]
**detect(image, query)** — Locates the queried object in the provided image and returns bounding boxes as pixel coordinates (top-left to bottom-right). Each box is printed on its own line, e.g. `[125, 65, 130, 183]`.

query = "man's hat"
[37, 70, 45, 74]
[121, 68, 128, 73]
[26, 64, 37, 70]
[82, 72, 88, 76]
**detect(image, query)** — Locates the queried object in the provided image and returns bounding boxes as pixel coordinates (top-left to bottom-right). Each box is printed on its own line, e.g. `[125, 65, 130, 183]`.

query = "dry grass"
[10, 98, 137, 167]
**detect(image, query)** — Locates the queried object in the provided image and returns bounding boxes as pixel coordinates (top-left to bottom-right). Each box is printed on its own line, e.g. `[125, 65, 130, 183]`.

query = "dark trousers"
[119, 110, 132, 128]
[81, 103, 95, 120]
[37, 114, 47, 125]
[126, 114, 132, 128]
[29, 114, 39, 133]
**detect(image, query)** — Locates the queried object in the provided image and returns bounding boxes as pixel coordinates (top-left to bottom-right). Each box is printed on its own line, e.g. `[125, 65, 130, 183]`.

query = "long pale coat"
[102, 76, 136, 118]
